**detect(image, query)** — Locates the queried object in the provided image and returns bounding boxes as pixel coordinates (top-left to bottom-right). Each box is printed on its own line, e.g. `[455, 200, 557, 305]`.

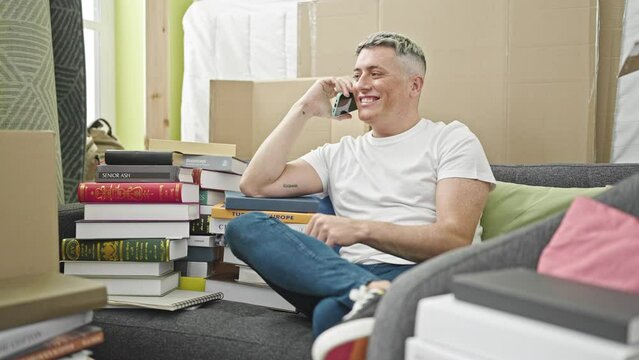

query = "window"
[82, 0, 115, 128]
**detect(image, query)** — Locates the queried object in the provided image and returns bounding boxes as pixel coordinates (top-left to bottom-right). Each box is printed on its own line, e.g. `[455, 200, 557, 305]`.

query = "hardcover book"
[452, 268, 639, 344]
[211, 202, 313, 224]
[78, 182, 199, 203]
[61, 238, 188, 262]
[0, 311, 93, 359]
[83, 203, 200, 221]
[186, 246, 222, 263]
[415, 294, 639, 360]
[107, 289, 224, 311]
[189, 215, 212, 235]
[237, 266, 267, 286]
[200, 189, 225, 205]
[96, 165, 200, 184]
[187, 235, 216, 247]
[175, 261, 215, 278]
[223, 246, 246, 267]
[199, 169, 241, 191]
[182, 154, 248, 174]
[84, 271, 180, 296]
[75, 220, 191, 239]
[147, 138, 236, 157]
[210, 217, 306, 235]
[205, 278, 295, 312]
[104, 150, 182, 165]
[224, 191, 320, 213]
[10, 325, 104, 360]
[63, 261, 174, 277]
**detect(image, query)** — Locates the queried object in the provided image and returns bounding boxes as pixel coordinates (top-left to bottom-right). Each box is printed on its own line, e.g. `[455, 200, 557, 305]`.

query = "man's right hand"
[298, 77, 355, 119]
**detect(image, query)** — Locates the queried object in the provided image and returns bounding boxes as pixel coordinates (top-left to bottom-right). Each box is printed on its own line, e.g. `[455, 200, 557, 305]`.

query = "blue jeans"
[225, 212, 413, 337]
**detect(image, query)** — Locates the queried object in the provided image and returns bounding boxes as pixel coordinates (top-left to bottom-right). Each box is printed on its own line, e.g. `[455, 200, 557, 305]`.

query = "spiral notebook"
[107, 290, 224, 311]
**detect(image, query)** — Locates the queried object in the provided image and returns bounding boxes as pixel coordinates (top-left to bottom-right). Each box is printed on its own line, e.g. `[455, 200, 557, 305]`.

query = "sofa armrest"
[58, 203, 83, 241]
[368, 172, 639, 360]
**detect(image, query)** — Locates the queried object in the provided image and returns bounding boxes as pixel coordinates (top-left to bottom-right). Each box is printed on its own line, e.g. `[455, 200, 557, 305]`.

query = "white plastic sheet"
[612, 0, 639, 163]
[181, 0, 301, 143]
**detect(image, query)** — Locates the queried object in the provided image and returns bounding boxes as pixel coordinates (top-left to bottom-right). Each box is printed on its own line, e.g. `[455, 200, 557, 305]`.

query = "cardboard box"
[209, 78, 369, 161]
[0, 130, 107, 331]
[0, 131, 59, 280]
[380, 0, 599, 164]
[297, 0, 380, 77]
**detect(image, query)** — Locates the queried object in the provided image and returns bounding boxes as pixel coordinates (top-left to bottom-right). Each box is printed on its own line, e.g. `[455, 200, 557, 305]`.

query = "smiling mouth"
[359, 96, 380, 105]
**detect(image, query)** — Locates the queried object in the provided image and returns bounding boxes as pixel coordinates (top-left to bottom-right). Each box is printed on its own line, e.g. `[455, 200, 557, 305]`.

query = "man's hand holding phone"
[298, 77, 356, 120]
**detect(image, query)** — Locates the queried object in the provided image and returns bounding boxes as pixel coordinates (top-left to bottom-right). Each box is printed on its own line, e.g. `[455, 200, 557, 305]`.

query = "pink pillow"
[537, 196, 639, 294]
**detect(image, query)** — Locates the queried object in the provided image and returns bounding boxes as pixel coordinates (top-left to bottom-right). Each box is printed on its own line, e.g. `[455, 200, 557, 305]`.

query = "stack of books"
[0, 274, 107, 360]
[406, 268, 639, 360]
[67, 150, 198, 296]
[205, 192, 321, 312]
[146, 139, 248, 290]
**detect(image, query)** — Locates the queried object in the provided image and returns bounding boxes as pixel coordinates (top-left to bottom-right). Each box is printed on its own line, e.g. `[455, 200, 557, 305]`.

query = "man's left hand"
[305, 214, 369, 247]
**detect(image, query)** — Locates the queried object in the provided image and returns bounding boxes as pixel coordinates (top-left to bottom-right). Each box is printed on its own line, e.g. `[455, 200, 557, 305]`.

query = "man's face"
[352, 46, 412, 124]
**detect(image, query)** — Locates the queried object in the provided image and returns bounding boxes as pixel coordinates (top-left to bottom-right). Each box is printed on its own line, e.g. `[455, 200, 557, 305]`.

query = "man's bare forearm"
[240, 101, 312, 195]
[359, 221, 471, 262]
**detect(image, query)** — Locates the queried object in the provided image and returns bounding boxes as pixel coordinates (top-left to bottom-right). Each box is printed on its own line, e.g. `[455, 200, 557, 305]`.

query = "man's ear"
[410, 75, 424, 97]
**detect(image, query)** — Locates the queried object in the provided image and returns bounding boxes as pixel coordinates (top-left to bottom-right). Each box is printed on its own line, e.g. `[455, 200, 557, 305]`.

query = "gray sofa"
[57, 163, 639, 360]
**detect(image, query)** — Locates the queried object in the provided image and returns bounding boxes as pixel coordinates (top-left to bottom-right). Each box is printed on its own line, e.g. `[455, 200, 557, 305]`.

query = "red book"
[78, 182, 199, 203]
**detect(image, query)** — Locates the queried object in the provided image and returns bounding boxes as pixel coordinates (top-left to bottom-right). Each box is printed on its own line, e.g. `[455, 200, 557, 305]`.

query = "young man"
[225, 32, 495, 357]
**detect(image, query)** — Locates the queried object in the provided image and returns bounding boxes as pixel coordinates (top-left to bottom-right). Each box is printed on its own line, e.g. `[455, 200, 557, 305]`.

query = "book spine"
[61, 238, 172, 262]
[185, 246, 220, 262]
[225, 196, 319, 213]
[211, 206, 312, 224]
[95, 166, 180, 183]
[105, 150, 174, 165]
[211, 218, 305, 235]
[189, 215, 211, 235]
[15, 328, 104, 360]
[78, 183, 187, 203]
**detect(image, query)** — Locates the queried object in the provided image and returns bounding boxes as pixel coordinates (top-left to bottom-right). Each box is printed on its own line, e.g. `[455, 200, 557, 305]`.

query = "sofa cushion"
[538, 196, 639, 294]
[92, 300, 313, 360]
[481, 181, 608, 240]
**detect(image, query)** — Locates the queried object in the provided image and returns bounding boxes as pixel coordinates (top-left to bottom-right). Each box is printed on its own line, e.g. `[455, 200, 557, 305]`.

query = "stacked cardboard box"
[0, 131, 106, 359]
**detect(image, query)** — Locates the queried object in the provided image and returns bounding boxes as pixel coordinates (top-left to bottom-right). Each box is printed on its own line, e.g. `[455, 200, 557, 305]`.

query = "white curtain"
[181, 0, 301, 143]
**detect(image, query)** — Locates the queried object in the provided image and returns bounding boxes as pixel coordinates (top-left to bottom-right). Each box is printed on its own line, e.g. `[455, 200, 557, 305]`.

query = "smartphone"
[332, 92, 358, 117]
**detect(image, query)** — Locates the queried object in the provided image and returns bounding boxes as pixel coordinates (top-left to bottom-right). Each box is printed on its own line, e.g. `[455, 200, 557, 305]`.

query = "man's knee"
[224, 212, 271, 251]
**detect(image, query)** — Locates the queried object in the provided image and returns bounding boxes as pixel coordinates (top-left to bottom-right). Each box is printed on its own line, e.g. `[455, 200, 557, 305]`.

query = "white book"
[237, 266, 266, 285]
[75, 220, 190, 239]
[64, 261, 174, 276]
[415, 294, 639, 360]
[0, 311, 93, 359]
[205, 279, 295, 312]
[223, 246, 246, 266]
[199, 169, 241, 191]
[82, 271, 180, 296]
[199, 189, 225, 205]
[405, 337, 489, 360]
[187, 235, 215, 247]
[175, 261, 215, 277]
[84, 203, 199, 221]
[210, 217, 306, 235]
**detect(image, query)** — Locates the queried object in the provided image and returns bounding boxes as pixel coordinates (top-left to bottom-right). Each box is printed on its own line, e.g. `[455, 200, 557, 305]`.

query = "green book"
[61, 238, 187, 262]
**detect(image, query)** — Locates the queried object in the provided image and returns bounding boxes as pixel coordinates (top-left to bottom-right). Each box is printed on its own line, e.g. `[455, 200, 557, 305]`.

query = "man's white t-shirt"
[300, 119, 496, 265]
